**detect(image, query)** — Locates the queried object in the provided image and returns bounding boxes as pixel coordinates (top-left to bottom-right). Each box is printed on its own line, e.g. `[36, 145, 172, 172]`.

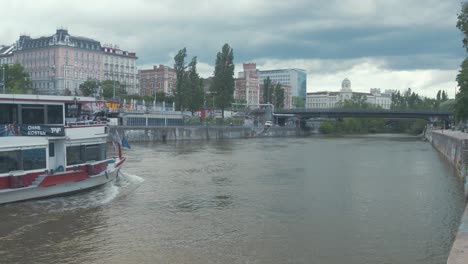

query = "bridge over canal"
[251, 108, 454, 128]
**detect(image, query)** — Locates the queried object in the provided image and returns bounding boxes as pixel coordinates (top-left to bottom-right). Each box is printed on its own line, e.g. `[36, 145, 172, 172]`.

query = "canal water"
[0, 135, 465, 264]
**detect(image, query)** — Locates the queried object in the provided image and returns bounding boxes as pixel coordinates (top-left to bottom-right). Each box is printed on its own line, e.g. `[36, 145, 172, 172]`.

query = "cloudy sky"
[1, 0, 465, 97]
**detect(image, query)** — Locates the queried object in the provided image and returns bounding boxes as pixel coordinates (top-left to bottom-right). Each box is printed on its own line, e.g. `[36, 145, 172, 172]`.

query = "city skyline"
[0, 0, 464, 98]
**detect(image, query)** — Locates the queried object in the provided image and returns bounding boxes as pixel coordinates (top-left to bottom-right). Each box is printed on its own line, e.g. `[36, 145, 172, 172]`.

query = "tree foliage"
[262, 77, 273, 104]
[174, 48, 188, 111]
[211, 43, 235, 119]
[456, 58, 468, 121]
[390, 88, 448, 110]
[292, 96, 305, 108]
[186, 57, 204, 114]
[79, 79, 99, 97]
[101, 80, 126, 99]
[457, 2, 468, 52]
[337, 94, 375, 109]
[173, 48, 204, 113]
[2, 64, 32, 94]
[261, 79, 284, 109]
[273, 83, 285, 109]
[456, 3, 468, 121]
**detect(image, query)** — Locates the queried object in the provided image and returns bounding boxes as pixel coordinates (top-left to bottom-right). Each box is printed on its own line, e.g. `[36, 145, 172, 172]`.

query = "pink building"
[14, 29, 103, 95]
[11, 29, 138, 95]
[138, 65, 176, 96]
[234, 63, 260, 106]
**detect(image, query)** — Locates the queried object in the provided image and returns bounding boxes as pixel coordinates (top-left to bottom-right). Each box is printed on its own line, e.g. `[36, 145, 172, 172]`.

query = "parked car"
[265, 121, 273, 127]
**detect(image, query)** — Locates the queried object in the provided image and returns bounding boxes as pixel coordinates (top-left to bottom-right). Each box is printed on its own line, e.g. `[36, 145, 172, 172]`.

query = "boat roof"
[0, 137, 48, 149]
[0, 94, 97, 104]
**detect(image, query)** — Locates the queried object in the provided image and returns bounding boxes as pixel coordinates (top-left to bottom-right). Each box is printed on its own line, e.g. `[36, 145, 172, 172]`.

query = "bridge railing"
[275, 108, 454, 115]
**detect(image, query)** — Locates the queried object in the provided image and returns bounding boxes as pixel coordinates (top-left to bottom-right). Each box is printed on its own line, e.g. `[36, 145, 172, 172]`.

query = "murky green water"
[0, 135, 465, 264]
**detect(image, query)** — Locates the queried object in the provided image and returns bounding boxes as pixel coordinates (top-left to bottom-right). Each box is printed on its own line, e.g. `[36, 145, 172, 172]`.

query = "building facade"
[138, 64, 176, 96]
[234, 63, 260, 106]
[6, 29, 137, 95]
[102, 45, 138, 95]
[0, 45, 14, 65]
[13, 29, 104, 95]
[258, 68, 307, 107]
[306, 78, 394, 109]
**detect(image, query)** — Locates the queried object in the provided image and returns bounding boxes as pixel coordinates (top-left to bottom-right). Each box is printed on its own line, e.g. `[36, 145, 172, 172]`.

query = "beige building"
[234, 63, 260, 106]
[102, 45, 138, 95]
[306, 79, 394, 109]
[138, 64, 176, 96]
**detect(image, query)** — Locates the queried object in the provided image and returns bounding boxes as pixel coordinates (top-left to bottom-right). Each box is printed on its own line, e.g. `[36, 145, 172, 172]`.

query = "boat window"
[22, 148, 46, 171]
[65, 103, 81, 119]
[66, 146, 83, 165]
[0, 104, 18, 125]
[66, 144, 107, 165]
[22, 105, 45, 124]
[86, 145, 100, 162]
[47, 105, 64, 124]
[0, 150, 20, 174]
[49, 143, 55, 157]
[0, 148, 46, 173]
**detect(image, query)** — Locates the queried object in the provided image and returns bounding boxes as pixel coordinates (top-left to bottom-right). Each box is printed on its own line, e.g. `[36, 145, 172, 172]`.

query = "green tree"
[155, 92, 166, 103]
[457, 2, 468, 52]
[3, 64, 32, 94]
[319, 121, 334, 134]
[442, 90, 448, 101]
[292, 96, 305, 108]
[211, 43, 235, 119]
[186, 57, 204, 115]
[102, 80, 126, 99]
[174, 48, 188, 111]
[79, 79, 99, 97]
[337, 94, 373, 109]
[262, 77, 273, 104]
[456, 58, 468, 121]
[456, 3, 468, 121]
[273, 83, 284, 109]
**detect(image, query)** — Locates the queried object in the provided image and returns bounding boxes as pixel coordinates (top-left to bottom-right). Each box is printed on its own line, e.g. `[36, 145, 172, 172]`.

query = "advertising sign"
[20, 125, 65, 137]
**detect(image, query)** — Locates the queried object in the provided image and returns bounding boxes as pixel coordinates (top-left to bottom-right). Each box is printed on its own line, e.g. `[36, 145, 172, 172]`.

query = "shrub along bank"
[319, 118, 427, 135]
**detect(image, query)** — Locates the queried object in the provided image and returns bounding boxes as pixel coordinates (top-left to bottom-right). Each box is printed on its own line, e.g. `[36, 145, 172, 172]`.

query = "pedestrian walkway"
[448, 204, 468, 264]
[434, 129, 468, 140]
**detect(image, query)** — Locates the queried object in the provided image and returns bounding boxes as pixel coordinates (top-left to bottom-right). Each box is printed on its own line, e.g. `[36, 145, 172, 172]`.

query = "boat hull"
[0, 160, 124, 205]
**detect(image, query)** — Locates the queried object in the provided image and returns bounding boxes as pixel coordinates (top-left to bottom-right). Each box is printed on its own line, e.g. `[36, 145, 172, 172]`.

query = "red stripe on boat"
[115, 157, 126, 168]
[0, 177, 10, 189]
[39, 171, 89, 187]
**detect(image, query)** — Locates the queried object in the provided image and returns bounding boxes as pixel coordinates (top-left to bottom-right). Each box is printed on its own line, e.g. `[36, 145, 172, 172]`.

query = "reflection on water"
[0, 136, 465, 264]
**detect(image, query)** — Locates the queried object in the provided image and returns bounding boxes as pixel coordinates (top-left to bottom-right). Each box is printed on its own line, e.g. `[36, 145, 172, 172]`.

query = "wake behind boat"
[0, 94, 125, 204]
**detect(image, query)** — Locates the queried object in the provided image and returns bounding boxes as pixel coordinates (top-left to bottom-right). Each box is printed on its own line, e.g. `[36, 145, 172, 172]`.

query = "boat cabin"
[0, 95, 110, 190]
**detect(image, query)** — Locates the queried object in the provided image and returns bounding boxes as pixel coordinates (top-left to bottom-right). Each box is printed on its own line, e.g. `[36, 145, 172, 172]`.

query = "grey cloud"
[0, 0, 464, 75]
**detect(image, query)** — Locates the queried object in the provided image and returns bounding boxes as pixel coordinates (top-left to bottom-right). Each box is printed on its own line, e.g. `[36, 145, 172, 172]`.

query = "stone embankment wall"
[427, 130, 468, 180]
[425, 129, 468, 264]
[108, 126, 299, 142]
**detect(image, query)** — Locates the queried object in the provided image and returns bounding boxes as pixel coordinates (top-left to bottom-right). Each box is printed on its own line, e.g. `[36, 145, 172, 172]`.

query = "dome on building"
[341, 78, 351, 92]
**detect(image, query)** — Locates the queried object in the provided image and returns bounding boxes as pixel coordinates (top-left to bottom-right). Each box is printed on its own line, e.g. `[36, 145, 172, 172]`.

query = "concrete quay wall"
[428, 131, 468, 181]
[425, 130, 468, 264]
[108, 126, 299, 142]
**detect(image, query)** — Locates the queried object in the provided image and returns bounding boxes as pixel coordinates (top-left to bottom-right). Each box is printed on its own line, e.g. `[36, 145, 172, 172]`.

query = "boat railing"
[66, 121, 108, 127]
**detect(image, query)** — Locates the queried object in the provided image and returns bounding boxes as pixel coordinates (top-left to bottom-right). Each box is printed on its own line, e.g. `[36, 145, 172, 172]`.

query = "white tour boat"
[0, 94, 126, 204]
